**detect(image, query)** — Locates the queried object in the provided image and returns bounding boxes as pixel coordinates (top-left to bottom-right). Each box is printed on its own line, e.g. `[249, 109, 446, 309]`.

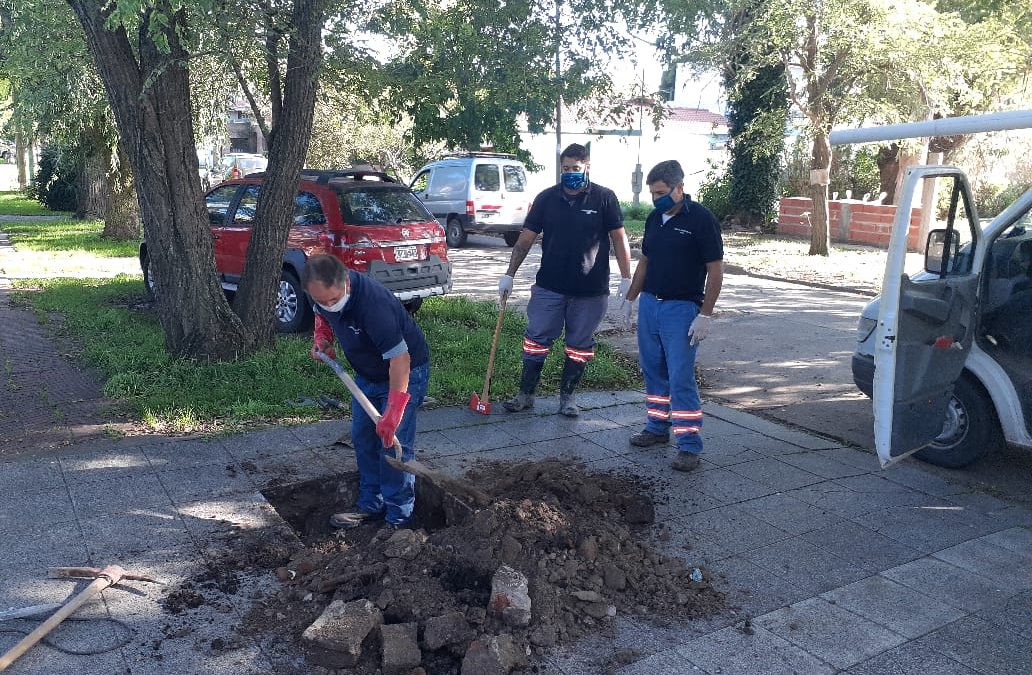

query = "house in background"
[227, 97, 267, 155]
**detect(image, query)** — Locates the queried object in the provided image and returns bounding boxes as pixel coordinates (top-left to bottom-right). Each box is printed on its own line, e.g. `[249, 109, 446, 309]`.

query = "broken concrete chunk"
[571, 590, 604, 603]
[577, 535, 598, 562]
[488, 565, 531, 627]
[423, 611, 474, 651]
[461, 633, 524, 675]
[381, 622, 421, 674]
[602, 564, 626, 591]
[302, 598, 382, 668]
[383, 529, 428, 560]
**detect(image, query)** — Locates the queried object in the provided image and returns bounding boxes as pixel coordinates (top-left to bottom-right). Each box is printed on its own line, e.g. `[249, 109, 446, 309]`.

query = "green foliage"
[620, 201, 652, 221]
[829, 146, 881, 201]
[11, 280, 639, 432]
[697, 165, 733, 223]
[29, 146, 78, 212]
[3, 217, 138, 257]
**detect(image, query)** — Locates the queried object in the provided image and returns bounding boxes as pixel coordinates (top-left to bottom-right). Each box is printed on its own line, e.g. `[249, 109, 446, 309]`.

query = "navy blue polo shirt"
[314, 271, 429, 382]
[524, 182, 624, 297]
[641, 197, 723, 305]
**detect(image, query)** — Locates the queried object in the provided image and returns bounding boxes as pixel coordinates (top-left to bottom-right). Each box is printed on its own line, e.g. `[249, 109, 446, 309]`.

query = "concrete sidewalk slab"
[0, 392, 1029, 674]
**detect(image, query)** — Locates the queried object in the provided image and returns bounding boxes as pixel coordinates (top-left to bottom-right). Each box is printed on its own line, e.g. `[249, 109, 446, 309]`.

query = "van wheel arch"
[915, 371, 1002, 468]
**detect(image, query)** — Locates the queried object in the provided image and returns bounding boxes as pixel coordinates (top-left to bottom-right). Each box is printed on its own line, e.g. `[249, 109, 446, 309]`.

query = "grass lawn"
[0, 191, 72, 217]
[3, 218, 138, 257]
[11, 279, 640, 434]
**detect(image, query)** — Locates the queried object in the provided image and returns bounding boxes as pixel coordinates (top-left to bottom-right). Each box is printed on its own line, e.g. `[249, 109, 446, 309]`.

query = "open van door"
[872, 167, 982, 467]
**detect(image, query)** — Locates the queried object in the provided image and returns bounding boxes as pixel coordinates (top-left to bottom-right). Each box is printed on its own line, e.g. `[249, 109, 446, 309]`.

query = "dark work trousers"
[521, 285, 608, 364]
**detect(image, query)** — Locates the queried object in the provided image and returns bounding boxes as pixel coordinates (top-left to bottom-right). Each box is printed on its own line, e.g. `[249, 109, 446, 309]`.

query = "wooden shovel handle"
[480, 295, 508, 404]
[316, 351, 403, 462]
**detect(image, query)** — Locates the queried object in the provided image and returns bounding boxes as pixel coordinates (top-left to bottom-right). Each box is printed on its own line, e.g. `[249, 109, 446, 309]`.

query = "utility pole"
[631, 73, 646, 207]
[554, 1, 562, 183]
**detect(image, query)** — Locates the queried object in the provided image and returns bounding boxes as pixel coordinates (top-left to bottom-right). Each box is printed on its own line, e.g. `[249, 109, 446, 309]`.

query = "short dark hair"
[302, 254, 347, 289]
[560, 143, 589, 162]
[646, 160, 684, 188]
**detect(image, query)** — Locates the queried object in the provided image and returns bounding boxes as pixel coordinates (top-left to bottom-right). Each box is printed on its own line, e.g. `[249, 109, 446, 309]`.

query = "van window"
[411, 171, 430, 194]
[294, 191, 326, 225]
[474, 164, 500, 191]
[339, 188, 433, 225]
[233, 185, 261, 224]
[503, 165, 527, 192]
[206, 185, 239, 225]
[427, 166, 467, 199]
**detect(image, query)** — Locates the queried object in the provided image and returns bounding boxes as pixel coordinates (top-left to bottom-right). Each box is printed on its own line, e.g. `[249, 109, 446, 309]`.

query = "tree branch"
[266, 13, 283, 132]
[232, 59, 270, 143]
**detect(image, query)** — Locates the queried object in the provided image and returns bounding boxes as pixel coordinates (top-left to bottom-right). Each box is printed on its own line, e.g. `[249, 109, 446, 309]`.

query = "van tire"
[915, 373, 1000, 468]
[503, 232, 520, 247]
[446, 217, 467, 248]
[276, 269, 312, 334]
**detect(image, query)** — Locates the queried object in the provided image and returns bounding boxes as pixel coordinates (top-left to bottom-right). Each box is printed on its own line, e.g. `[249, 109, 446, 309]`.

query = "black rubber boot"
[558, 357, 588, 417]
[504, 359, 545, 412]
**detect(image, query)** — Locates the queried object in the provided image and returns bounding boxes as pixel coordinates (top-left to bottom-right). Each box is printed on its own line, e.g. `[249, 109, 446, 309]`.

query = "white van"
[409, 153, 530, 248]
[852, 165, 1032, 468]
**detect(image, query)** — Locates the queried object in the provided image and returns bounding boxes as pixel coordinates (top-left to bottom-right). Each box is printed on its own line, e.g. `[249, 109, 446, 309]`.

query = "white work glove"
[616, 277, 632, 301]
[688, 313, 713, 346]
[617, 297, 635, 330]
[498, 274, 514, 301]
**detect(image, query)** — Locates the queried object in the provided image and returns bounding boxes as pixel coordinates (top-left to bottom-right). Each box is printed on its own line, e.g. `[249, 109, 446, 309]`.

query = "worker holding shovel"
[304, 254, 430, 529]
[498, 143, 632, 417]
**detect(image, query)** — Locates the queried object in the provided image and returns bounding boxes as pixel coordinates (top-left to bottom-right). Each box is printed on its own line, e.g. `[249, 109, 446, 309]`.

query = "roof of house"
[667, 107, 728, 125]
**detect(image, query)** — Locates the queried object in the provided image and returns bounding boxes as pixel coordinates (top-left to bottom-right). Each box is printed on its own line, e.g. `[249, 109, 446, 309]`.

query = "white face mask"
[318, 294, 349, 313]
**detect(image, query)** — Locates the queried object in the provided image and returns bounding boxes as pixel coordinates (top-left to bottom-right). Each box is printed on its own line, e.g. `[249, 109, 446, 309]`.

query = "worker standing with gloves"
[304, 254, 430, 528]
[498, 143, 632, 417]
[620, 160, 723, 472]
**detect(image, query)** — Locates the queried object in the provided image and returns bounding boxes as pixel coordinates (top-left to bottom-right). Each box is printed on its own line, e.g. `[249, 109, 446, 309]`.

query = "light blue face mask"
[561, 171, 587, 190]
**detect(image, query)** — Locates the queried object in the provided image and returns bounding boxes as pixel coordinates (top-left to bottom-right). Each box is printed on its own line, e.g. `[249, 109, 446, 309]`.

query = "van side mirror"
[925, 228, 960, 275]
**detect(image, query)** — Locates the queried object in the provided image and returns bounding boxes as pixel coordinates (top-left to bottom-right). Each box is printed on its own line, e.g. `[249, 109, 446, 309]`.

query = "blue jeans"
[637, 293, 704, 454]
[352, 362, 429, 525]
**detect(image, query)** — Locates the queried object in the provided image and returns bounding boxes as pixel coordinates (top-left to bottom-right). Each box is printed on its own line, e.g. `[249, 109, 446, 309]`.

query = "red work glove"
[310, 313, 336, 361]
[376, 389, 411, 448]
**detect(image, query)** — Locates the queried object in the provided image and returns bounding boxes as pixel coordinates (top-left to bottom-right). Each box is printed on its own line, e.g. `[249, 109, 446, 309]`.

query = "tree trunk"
[68, 0, 248, 360]
[233, 0, 326, 350]
[15, 129, 28, 190]
[808, 128, 831, 256]
[102, 140, 140, 240]
[876, 143, 899, 204]
[77, 122, 108, 220]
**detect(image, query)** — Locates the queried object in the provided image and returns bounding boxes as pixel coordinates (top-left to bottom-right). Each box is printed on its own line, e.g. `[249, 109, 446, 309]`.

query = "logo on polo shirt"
[581, 209, 598, 215]
[674, 228, 693, 236]
[347, 324, 362, 335]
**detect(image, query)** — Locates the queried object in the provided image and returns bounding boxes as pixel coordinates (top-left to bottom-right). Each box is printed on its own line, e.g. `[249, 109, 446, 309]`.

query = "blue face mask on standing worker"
[561, 171, 587, 190]
[653, 192, 677, 212]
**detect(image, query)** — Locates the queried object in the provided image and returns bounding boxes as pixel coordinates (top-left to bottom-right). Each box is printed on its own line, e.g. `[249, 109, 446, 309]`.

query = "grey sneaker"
[629, 430, 669, 447]
[558, 394, 579, 418]
[503, 392, 535, 412]
[329, 511, 382, 529]
[672, 453, 701, 472]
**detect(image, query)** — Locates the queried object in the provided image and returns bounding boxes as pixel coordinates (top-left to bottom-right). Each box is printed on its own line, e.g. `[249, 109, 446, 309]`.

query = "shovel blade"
[469, 392, 491, 415]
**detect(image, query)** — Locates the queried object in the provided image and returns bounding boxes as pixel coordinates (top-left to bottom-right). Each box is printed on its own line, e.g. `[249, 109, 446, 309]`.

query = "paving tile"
[692, 439, 767, 468]
[779, 451, 871, 479]
[699, 416, 757, 438]
[848, 641, 981, 675]
[613, 648, 697, 674]
[578, 427, 640, 454]
[219, 427, 306, 458]
[417, 405, 501, 432]
[0, 519, 89, 568]
[0, 636, 127, 675]
[0, 486, 74, 532]
[684, 505, 793, 554]
[743, 536, 869, 596]
[80, 508, 194, 563]
[58, 449, 153, 484]
[880, 556, 1016, 612]
[814, 446, 879, 471]
[413, 429, 464, 457]
[931, 537, 1032, 590]
[727, 457, 825, 491]
[568, 389, 635, 410]
[308, 446, 359, 474]
[981, 526, 1032, 555]
[553, 410, 625, 434]
[821, 575, 966, 638]
[785, 481, 889, 519]
[974, 589, 1032, 639]
[67, 474, 169, 519]
[289, 420, 344, 449]
[593, 402, 645, 426]
[733, 433, 809, 457]
[686, 468, 778, 504]
[489, 416, 580, 444]
[157, 464, 257, 504]
[879, 463, 967, 497]
[654, 486, 725, 522]
[440, 424, 524, 452]
[915, 614, 1032, 675]
[651, 520, 734, 568]
[237, 449, 337, 490]
[800, 520, 923, 573]
[524, 436, 618, 462]
[678, 624, 836, 675]
[861, 504, 1005, 554]
[142, 438, 233, 471]
[0, 458, 64, 492]
[736, 493, 843, 536]
[755, 596, 906, 670]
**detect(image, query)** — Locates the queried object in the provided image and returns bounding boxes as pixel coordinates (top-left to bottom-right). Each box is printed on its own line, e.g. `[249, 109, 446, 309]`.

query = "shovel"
[470, 294, 507, 415]
[315, 351, 490, 507]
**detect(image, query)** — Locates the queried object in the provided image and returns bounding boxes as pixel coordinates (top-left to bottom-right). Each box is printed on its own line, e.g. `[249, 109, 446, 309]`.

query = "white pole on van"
[829, 110, 1032, 145]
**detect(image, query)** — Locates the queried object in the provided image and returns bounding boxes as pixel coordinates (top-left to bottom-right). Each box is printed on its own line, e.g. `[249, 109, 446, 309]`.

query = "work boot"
[558, 357, 587, 417]
[629, 430, 669, 447]
[672, 452, 701, 472]
[504, 359, 545, 412]
[329, 510, 383, 529]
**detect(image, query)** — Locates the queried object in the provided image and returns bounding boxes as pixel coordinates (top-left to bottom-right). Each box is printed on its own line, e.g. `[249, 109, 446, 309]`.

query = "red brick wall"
[777, 197, 923, 251]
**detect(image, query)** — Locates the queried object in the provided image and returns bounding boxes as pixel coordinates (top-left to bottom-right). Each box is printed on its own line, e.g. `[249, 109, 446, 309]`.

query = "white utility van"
[852, 166, 1032, 468]
[409, 153, 530, 248]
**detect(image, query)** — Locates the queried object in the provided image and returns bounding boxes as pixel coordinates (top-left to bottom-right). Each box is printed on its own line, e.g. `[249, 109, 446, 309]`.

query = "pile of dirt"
[235, 458, 725, 674]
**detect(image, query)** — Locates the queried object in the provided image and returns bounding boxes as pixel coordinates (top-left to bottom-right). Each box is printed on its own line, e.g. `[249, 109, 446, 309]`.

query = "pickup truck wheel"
[915, 374, 999, 468]
[503, 232, 520, 247]
[403, 298, 423, 314]
[276, 269, 312, 333]
[446, 217, 467, 248]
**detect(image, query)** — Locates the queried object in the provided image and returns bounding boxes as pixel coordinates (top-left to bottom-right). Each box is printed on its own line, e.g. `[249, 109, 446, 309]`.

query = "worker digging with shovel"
[304, 254, 430, 530]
